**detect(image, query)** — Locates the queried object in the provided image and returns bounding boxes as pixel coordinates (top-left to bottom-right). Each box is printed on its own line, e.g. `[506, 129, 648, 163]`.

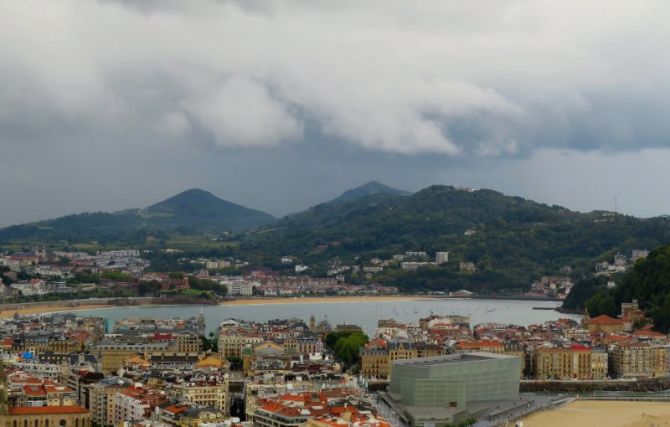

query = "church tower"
[582, 307, 590, 329]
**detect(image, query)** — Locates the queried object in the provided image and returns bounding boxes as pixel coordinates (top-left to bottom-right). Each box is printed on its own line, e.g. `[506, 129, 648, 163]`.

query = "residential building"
[89, 377, 134, 426]
[435, 252, 449, 265]
[533, 345, 607, 380]
[0, 406, 91, 427]
[610, 343, 668, 378]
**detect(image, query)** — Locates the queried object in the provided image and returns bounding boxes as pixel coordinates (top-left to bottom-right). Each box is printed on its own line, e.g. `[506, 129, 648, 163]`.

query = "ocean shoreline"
[0, 294, 564, 318]
[0, 295, 435, 318]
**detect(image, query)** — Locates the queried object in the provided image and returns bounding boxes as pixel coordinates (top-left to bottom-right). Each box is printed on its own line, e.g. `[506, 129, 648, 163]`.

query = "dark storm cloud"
[3, 0, 670, 155]
[2, 0, 670, 226]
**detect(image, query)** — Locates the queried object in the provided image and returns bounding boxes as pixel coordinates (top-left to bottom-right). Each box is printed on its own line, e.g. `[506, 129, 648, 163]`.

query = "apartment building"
[89, 377, 134, 426]
[533, 345, 608, 380]
[172, 375, 229, 413]
[360, 340, 444, 379]
[218, 333, 264, 358]
[610, 343, 668, 378]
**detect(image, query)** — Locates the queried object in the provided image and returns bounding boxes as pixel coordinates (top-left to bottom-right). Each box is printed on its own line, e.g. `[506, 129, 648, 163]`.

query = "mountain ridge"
[2, 183, 670, 296]
[239, 185, 670, 292]
[0, 188, 275, 242]
[329, 181, 410, 204]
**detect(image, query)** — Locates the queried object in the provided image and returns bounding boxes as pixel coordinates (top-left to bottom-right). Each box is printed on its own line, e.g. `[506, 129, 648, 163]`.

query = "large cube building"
[387, 352, 520, 426]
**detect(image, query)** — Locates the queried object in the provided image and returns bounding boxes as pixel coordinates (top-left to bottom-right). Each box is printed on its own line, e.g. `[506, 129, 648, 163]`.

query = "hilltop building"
[435, 252, 449, 264]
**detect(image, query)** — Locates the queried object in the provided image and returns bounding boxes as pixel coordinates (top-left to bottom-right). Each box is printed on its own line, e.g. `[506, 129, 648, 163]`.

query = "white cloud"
[182, 76, 303, 147]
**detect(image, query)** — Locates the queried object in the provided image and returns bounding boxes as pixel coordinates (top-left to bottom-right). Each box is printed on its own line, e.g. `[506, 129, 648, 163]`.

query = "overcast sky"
[2, 0, 670, 227]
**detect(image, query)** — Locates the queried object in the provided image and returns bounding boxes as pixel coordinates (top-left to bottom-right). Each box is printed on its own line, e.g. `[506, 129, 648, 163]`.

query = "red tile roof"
[589, 315, 624, 326]
[23, 385, 47, 396]
[163, 404, 188, 415]
[9, 406, 88, 415]
[634, 329, 666, 338]
[603, 334, 632, 343]
[570, 344, 591, 350]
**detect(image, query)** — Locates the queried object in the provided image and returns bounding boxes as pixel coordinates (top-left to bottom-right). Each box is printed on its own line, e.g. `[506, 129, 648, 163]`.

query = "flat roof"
[393, 352, 515, 367]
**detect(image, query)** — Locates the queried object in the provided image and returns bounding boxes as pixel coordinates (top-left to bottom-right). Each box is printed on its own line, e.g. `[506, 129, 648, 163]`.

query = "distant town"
[0, 246, 650, 304]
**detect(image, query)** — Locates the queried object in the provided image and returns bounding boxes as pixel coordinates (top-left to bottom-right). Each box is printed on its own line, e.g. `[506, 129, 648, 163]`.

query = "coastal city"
[0, 245, 668, 426]
[4, 2, 670, 426]
[0, 295, 668, 427]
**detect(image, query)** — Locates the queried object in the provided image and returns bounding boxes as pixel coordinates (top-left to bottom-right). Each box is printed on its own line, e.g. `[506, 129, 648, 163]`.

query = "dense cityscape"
[1, 294, 668, 427]
[0, 239, 668, 427]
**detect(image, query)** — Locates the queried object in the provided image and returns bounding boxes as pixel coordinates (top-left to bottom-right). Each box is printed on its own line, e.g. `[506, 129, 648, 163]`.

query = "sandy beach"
[0, 301, 118, 318]
[521, 400, 670, 427]
[218, 295, 434, 306]
[0, 295, 434, 318]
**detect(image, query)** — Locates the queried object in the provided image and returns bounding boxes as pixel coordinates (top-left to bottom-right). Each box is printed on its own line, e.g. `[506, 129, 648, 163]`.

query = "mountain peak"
[155, 188, 219, 204]
[330, 181, 410, 204]
[144, 188, 275, 232]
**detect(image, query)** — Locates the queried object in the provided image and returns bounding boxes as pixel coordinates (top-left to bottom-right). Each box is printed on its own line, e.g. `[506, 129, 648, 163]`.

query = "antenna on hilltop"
[614, 195, 618, 214]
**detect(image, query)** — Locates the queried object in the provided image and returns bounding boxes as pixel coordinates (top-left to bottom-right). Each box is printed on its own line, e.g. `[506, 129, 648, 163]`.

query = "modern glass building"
[385, 352, 521, 426]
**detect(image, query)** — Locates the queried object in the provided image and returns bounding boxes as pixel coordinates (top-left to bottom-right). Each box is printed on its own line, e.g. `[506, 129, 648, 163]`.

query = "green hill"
[329, 181, 409, 204]
[0, 189, 274, 244]
[240, 185, 670, 293]
[565, 245, 670, 332]
[142, 189, 275, 234]
[0, 211, 145, 244]
[2, 183, 670, 296]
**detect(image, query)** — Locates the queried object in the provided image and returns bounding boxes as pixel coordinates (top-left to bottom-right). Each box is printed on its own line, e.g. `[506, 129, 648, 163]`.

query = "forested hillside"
[0, 189, 274, 244]
[3, 183, 670, 295]
[239, 186, 670, 292]
[564, 246, 670, 331]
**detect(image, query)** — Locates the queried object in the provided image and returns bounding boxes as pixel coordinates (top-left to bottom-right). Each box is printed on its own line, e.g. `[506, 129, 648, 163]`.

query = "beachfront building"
[532, 345, 608, 380]
[385, 352, 520, 426]
[610, 343, 668, 378]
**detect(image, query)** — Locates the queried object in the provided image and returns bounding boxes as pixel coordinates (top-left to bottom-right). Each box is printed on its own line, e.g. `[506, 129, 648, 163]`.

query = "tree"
[325, 331, 369, 367]
[585, 291, 617, 317]
[200, 335, 213, 352]
[208, 332, 218, 352]
[189, 276, 228, 297]
[227, 356, 243, 371]
[138, 280, 161, 296]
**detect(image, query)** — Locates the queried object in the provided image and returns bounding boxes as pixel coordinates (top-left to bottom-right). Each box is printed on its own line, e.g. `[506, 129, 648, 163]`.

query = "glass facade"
[390, 353, 520, 408]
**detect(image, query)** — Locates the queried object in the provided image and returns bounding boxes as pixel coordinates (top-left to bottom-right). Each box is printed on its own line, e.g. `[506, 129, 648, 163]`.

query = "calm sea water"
[72, 298, 579, 335]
